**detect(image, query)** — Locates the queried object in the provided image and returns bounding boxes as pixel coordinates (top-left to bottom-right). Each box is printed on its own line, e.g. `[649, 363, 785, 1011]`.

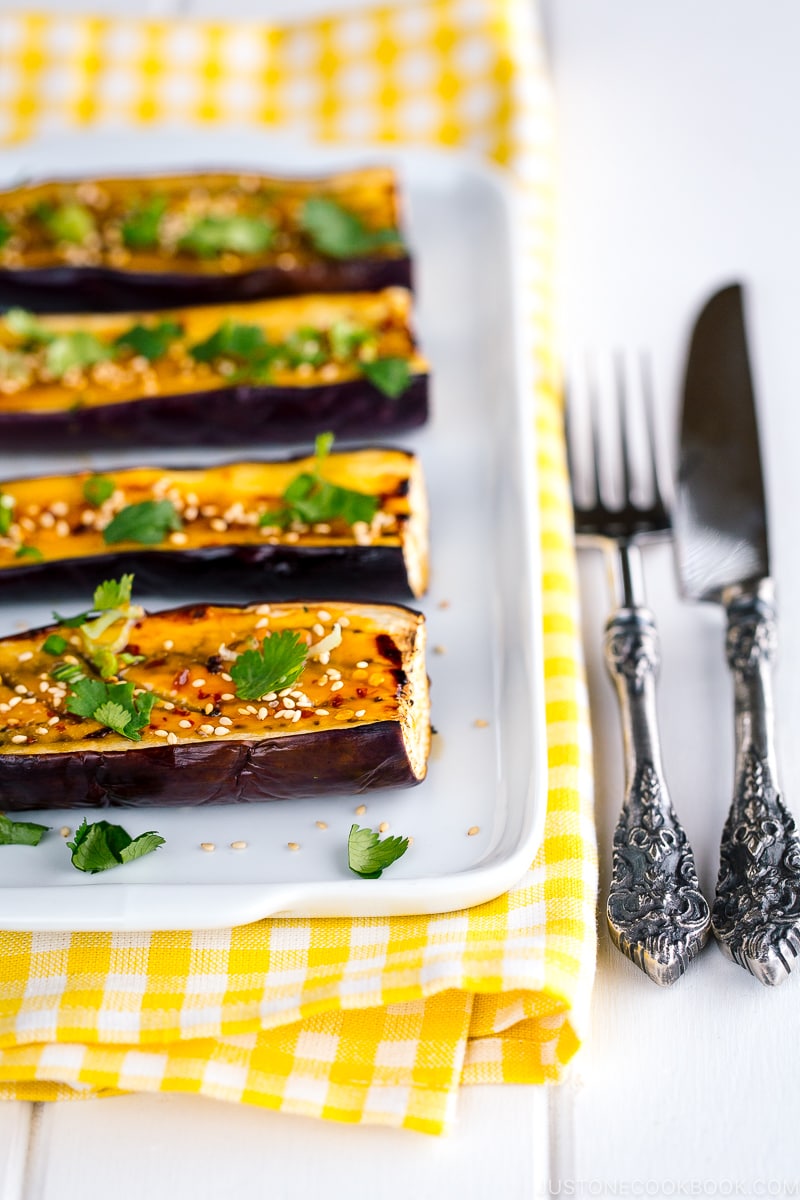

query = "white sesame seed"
[218, 716, 232, 726]
[255, 617, 269, 629]
[317, 610, 331, 621]
[162, 701, 175, 711]
[8, 696, 21, 707]
[39, 512, 55, 528]
[17, 650, 33, 662]
[356, 661, 369, 669]
[282, 698, 295, 709]
[36, 727, 49, 735]
[315, 821, 328, 830]
[287, 842, 300, 851]
[154, 728, 169, 738]
[13, 686, 26, 696]
[315, 708, 329, 716]
[11, 734, 27, 743]
[50, 501, 68, 517]
[220, 672, 232, 682]
[200, 842, 216, 852]
[319, 651, 330, 665]
[199, 723, 215, 735]
[55, 520, 70, 538]
[178, 719, 193, 729]
[312, 623, 325, 637]
[167, 731, 178, 745]
[163, 639, 174, 651]
[230, 840, 247, 850]
[191, 678, 206, 688]
[355, 804, 367, 816]
[355, 709, 366, 718]
[379, 822, 390, 833]
[257, 706, 268, 720]
[213, 726, 229, 736]
[60, 826, 71, 837]
[169, 531, 188, 546]
[330, 681, 344, 692]
[468, 826, 480, 837]
[220, 692, 235, 701]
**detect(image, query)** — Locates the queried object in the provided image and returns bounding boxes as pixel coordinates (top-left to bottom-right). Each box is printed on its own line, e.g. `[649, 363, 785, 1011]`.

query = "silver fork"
[567, 355, 711, 986]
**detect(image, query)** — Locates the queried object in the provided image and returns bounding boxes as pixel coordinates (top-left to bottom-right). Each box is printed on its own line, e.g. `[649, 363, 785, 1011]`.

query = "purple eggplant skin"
[0, 543, 416, 604]
[0, 721, 421, 810]
[0, 256, 413, 315]
[0, 374, 429, 452]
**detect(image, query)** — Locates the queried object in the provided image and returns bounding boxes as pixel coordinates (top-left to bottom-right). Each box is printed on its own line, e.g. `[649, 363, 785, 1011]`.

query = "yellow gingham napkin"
[0, 0, 597, 1134]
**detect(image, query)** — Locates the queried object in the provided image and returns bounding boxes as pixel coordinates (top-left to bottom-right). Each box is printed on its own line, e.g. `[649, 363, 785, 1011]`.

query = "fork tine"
[615, 352, 633, 507]
[639, 352, 668, 517]
[586, 353, 604, 509]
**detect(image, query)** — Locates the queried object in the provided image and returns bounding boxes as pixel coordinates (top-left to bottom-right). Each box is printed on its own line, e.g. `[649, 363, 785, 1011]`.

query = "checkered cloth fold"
[0, 0, 596, 1134]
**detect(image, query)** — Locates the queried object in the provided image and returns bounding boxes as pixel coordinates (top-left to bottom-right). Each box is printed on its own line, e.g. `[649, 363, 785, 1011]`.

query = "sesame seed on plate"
[355, 804, 367, 816]
[468, 826, 480, 836]
[200, 842, 215, 852]
[379, 822, 390, 833]
[315, 821, 328, 830]
[287, 842, 300, 851]
[230, 840, 247, 850]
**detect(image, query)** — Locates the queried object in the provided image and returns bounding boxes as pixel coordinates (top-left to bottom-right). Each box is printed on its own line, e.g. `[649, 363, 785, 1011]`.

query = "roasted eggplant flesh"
[0, 167, 408, 275]
[0, 290, 429, 446]
[0, 600, 430, 808]
[0, 450, 429, 599]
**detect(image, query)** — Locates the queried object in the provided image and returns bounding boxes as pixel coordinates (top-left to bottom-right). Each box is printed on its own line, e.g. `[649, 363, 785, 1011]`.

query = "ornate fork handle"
[712, 584, 800, 984]
[604, 607, 710, 986]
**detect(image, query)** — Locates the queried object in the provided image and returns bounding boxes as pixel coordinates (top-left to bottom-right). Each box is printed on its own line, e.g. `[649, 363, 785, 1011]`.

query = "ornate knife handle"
[712, 583, 800, 985]
[604, 607, 710, 986]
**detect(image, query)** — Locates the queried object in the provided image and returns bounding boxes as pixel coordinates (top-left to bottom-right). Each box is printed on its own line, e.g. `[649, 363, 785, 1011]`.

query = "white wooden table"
[4, 1, 800, 1195]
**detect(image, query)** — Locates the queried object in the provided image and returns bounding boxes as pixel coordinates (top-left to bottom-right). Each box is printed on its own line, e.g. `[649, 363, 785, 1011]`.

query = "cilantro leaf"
[64, 676, 108, 719]
[14, 545, 43, 561]
[43, 634, 68, 655]
[0, 493, 15, 536]
[67, 818, 164, 874]
[260, 431, 378, 529]
[230, 630, 308, 701]
[93, 575, 134, 610]
[0, 218, 11, 248]
[92, 699, 133, 737]
[4, 308, 52, 344]
[102, 500, 182, 546]
[300, 197, 401, 260]
[64, 677, 157, 740]
[113, 320, 182, 362]
[189, 320, 269, 364]
[178, 214, 275, 258]
[83, 474, 115, 507]
[36, 201, 96, 245]
[0, 812, 50, 847]
[119, 831, 166, 863]
[361, 357, 412, 399]
[347, 824, 410, 878]
[282, 327, 328, 368]
[120, 194, 167, 250]
[45, 331, 112, 379]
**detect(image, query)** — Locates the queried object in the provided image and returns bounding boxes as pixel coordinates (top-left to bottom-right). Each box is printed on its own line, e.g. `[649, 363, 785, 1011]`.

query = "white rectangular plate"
[0, 134, 546, 930]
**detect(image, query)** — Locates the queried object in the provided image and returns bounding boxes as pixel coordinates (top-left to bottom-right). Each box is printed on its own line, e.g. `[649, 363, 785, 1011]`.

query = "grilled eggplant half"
[0, 290, 428, 448]
[0, 166, 412, 312]
[0, 599, 429, 809]
[0, 447, 429, 600]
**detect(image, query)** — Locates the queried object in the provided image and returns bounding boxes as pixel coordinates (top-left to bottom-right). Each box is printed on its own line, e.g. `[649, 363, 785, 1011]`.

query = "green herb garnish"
[0, 812, 50, 847]
[45, 332, 112, 379]
[120, 194, 167, 250]
[0, 218, 11, 248]
[66, 818, 165, 874]
[361, 356, 412, 399]
[178, 214, 275, 258]
[93, 575, 134, 610]
[230, 629, 308, 701]
[300, 197, 401, 260]
[260, 431, 378, 530]
[82, 474, 115, 508]
[0, 494, 14, 536]
[14, 545, 43, 561]
[189, 319, 269, 364]
[329, 320, 373, 361]
[43, 634, 69, 655]
[347, 824, 410, 878]
[102, 500, 182, 546]
[35, 201, 96, 245]
[4, 308, 51, 344]
[113, 320, 182, 362]
[65, 677, 158, 741]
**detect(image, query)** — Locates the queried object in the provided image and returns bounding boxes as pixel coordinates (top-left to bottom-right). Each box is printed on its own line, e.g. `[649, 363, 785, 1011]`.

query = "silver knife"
[675, 282, 800, 985]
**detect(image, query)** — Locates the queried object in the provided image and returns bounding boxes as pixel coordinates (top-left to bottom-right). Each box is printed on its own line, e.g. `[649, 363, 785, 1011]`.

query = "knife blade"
[675, 282, 800, 985]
